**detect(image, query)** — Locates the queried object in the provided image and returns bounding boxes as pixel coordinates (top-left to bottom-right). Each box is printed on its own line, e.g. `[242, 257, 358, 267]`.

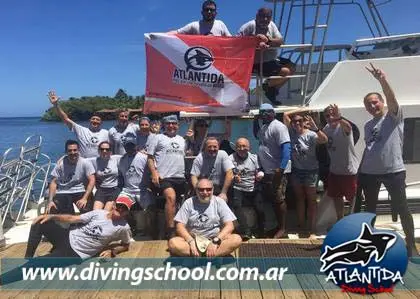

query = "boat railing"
[0, 135, 51, 226]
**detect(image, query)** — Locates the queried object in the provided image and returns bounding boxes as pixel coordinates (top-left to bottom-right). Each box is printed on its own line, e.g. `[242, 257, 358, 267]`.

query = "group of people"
[22, 1, 418, 259]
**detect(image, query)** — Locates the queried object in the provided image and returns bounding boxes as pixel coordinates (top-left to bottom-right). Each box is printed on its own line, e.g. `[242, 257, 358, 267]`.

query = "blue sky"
[1, 0, 419, 117]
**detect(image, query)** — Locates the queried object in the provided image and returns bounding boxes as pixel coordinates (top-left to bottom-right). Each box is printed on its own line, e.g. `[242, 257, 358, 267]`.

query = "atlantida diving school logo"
[320, 213, 408, 294]
[172, 46, 224, 88]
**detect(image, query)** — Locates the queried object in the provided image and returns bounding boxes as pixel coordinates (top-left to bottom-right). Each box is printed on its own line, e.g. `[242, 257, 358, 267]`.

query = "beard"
[197, 194, 212, 204]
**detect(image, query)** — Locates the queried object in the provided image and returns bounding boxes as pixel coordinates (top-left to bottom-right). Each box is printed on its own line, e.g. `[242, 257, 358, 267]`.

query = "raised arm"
[48, 90, 76, 129]
[306, 115, 328, 144]
[366, 64, 398, 115]
[283, 107, 313, 127]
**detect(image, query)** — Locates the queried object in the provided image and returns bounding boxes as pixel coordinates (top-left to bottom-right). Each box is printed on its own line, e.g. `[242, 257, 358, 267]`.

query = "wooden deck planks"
[1, 239, 419, 299]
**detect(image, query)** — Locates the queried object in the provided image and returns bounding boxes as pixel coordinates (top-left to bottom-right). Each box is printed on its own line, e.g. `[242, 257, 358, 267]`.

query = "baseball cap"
[259, 103, 274, 111]
[162, 114, 179, 123]
[115, 195, 134, 210]
[122, 133, 137, 145]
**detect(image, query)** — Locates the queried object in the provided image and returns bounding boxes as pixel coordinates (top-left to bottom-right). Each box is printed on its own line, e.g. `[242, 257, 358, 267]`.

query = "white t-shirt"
[174, 196, 236, 239]
[177, 20, 231, 36]
[238, 20, 282, 63]
[190, 150, 234, 186]
[69, 209, 131, 259]
[72, 123, 109, 158]
[88, 155, 122, 188]
[108, 123, 139, 155]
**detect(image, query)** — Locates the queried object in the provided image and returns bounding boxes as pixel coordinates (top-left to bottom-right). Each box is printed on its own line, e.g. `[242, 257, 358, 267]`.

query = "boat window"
[403, 118, 420, 163]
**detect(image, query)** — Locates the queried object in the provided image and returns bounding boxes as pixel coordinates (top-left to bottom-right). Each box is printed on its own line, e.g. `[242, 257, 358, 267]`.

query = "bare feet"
[273, 229, 288, 239]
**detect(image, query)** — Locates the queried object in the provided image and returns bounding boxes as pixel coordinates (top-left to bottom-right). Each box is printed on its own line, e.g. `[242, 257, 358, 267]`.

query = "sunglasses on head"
[197, 187, 213, 192]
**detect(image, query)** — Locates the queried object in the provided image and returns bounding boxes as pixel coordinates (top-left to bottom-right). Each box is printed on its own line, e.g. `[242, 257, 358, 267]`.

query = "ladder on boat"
[254, 0, 392, 107]
[0, 135, 52, 227]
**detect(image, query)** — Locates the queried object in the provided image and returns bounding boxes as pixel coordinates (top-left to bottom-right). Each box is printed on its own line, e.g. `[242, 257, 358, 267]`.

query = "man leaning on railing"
[238, 7, 295, 105]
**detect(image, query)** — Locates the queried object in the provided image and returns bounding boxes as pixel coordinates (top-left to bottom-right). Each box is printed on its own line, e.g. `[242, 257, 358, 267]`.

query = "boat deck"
[1, 239, 420, 298]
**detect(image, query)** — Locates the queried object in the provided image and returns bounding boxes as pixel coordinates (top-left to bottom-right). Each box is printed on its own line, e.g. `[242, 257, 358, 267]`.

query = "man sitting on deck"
[47, 140, 96, 215]
[168, 178, 241, 257]
[48, 90, 109, 158]
[171, 0, 231, 36]
[25, 196, 132, 259]
[238, 8, 295, 105]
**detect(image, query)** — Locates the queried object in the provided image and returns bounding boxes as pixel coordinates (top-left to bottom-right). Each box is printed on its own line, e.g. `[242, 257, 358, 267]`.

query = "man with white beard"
[168, 178, 241, 257]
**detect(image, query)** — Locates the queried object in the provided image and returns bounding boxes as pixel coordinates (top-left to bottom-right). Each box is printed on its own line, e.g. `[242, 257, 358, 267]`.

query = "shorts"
[327, 173, 357, 200]
[260, 172, 288, 204]
[291, 168, 318, 187]
[117, 190, 154, 210]
[94, 187, 120, 204]
[159, 178, 186, 201]
[53, 192, 93, 214]
[252, 57, 295, 77]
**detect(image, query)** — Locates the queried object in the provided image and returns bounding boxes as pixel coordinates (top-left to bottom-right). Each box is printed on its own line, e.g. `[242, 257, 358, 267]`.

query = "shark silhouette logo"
[91, 136, 99, 143]
[184, 47, 214, 71]
[320, 213, 408, 295]
[320, 223, 396, 271]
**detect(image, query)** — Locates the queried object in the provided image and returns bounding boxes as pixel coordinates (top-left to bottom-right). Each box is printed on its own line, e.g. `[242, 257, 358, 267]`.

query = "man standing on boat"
[136, 116, 155, 153]
[172, 0, 231, 36]
[255, 103, 291, 238]
[359, 64, 418, 257]
[168, 178, 241, 257]
[147, 115, 187, 239]
[238, 7, 295, 105]
[47, 140, 96, 215]
[48, 90, 109, 158]
[229, 137, 265, 240]
[190, 137, 234, 201]
[108, 109, 138, 155]
[322, 104, 359, 220]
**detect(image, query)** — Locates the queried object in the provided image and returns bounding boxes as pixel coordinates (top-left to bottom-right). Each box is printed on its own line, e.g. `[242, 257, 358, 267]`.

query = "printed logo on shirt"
[81, 224, 103, 241]
[102, 167, 112, 175]
[198, 213, 209, 223]
[91, 136, 99, 144]
[327, 137, 336, 151]
[367, 127, 382, 146]
[59, 172, 75, 184]
[127, 165, 136, 175]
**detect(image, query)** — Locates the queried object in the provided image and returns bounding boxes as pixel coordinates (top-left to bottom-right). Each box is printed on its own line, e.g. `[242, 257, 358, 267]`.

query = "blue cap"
[122, 133, 137, 145]
[162, 114, 179, 123]
[259, 103, 274, 111]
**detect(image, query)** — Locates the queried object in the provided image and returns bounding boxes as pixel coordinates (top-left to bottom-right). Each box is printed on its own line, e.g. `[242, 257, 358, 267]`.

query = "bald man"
[229, 138, 265, 240]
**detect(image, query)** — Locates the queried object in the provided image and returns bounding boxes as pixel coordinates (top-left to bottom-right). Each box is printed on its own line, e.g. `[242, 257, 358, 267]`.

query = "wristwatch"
[212, 237, 222, 246]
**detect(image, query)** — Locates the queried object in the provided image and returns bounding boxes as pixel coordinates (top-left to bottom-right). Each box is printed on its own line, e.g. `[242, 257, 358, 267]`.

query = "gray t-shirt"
[147, 134, 186, 179]
[257, 119, 291, 174]
[137, 132, 155, 152]
[118, 152, 150, 193]
[290, 129, 318, 171]
[89, 155, 122, 189]
[360, 108, 405, 174]
[177, 20, 231, 36]
[51, 156, 95, 194]
[72, 123, 109, 158]
[238, 20, 282, 63]
[190, 151, 234, 186]
[108, 123, 139, 155]
[323, 123, 359, 175]
[69, 209, 131, 259]
[229, 152, 260, 192]
[174, 196, 237, 239]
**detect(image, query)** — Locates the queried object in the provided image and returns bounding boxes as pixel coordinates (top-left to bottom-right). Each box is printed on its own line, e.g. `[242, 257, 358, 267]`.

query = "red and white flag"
[144, 33, 257, 115]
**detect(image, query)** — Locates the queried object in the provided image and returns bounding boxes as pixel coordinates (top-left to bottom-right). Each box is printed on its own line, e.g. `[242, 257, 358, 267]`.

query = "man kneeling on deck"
[24, 196, 133, 259]
[168, 178, 242, 257]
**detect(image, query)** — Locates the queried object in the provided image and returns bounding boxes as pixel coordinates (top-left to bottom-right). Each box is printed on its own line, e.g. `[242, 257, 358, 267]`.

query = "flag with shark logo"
[144, 33, 257, 115]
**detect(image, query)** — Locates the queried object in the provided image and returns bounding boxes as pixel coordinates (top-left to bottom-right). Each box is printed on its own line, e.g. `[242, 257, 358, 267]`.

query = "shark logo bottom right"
[320, 212, 408, 294]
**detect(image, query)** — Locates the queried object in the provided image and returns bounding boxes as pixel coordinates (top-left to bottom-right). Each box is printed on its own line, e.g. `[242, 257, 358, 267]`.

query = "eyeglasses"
[292, 119, 304, 123]
[204, 8, 216, 12]
[197, 187, 213, 192]
[99, 148, 111, 152]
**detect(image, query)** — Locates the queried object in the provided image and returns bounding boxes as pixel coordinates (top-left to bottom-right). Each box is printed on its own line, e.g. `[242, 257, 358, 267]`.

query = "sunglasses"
[116, 203, 128, 211]
[197, 187, 213, 192]
[204, 8, 216, 12]
[99, 148, 111, 152]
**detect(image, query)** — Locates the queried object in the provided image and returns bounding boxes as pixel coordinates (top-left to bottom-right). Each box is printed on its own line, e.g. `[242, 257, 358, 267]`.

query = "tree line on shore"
[41, 89, 144, 121]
